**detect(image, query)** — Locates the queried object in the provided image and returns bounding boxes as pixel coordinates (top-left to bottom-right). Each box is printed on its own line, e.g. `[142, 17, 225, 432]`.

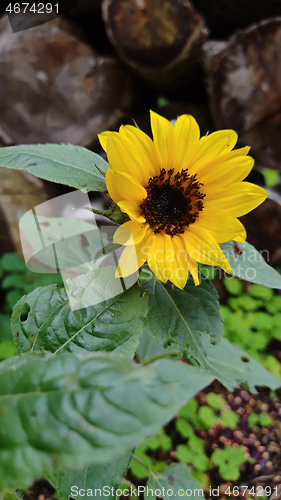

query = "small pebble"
[253, 464, 262, 472]
[240, 390, 250, 401]
[234, 430, 243, 439]
[234, 396, 242, 405]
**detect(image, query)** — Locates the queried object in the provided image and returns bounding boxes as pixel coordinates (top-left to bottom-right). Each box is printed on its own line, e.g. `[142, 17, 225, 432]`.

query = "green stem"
[142, 350, 180, 366]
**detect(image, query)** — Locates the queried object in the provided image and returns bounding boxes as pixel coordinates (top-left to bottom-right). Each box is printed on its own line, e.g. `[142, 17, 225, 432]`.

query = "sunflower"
[98, 111, 267, 289]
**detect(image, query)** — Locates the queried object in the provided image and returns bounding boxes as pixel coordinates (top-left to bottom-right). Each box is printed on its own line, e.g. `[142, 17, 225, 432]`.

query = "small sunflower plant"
[0, 112, 280, 493]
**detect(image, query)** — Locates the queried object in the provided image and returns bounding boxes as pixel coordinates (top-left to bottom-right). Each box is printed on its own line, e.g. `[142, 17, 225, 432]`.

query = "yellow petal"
[106, 133, 152, 185]
[106, 168, 146, 205]
[150, 110, 176, 170]
[199, 156, 255, 191]
[204, 182, 268, 217]
[116, 231, 153, 278]
[119, 124, 161, 179]
[118, 201, 146, 222]
[195, 209, 246, 243]
[98, 131, 111, 153]
[161, 233, 176, 281]
[146, 233, 169, 283]
[189, 129, 238, 176]
[174, 114, 200, 172]
[183, 227, 231, 273]
[186, 252, 199, 286]
[114, 220, 148, 245]
[169, 235, 189, 289]
[235, 229, 247, 243]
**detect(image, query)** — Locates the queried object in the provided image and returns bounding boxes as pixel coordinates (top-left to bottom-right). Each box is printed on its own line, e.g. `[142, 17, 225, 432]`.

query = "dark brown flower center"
[140, 168, 205, 236]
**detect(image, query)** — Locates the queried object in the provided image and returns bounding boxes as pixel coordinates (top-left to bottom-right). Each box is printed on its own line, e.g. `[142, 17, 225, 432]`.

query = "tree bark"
[102, 0, 209, 87]
[203, 17, 281, 170]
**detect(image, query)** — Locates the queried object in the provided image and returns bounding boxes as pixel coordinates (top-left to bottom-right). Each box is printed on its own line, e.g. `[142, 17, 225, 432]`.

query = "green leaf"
[247, 413, 259, 428]
[248, 284, 274, 301]
[175, 445, 193, 463]
[198, 406, 218, 429]
[2, 274, 30, 290]
[211, 447, 245, 481]
[0, 490, 23, 500]
[12, 280, 148, 356]
[223, 277, 243, 296]
[0, 144, 108, 192]
[201, 337, 281, 393]
[54, 453, 132, 500]
[259, 412, 272, 427]
[0, 314, 13, 342]
[2, 253, 26, 272]
[220, 410, 239, 428]
[206, 392, 226, 410]
[144, 429, 172, 452]
[256, 166, 279, 187]
[176, 419, 194, 438]
[145, 463, 204, 500]
[142, 275, 235, 386]
[0, 341, 16, 361]
[130, 457, 150, 479]
[178, 399, 198, 419]
[220, 241, 281, 288]
[192, 453, 210, 472]
[136, 331, 179, 364]
[0, 352, 212, 490]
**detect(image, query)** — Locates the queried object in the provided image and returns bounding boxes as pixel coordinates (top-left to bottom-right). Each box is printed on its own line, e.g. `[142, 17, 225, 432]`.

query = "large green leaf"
[0, 144, 108, 192]
[0, 352, 212, 490]
[220, 241, 281, 288]
[12, 279, 147, 356]
[141, 274, 235, 385]
[138, 332, 281, 393]
[54, 453, 132, 500]
[137, 331, 179, 364]
[201, 337, 281, 393]
[145, 463, 204, 500]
